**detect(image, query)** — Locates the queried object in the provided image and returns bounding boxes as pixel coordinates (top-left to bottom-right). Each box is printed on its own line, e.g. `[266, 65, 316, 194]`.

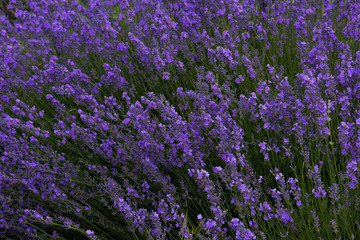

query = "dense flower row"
[1, 0, 360, 239]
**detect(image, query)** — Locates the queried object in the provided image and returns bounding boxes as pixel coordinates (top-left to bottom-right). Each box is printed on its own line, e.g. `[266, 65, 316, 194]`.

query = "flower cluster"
[1, 0, 360, 239]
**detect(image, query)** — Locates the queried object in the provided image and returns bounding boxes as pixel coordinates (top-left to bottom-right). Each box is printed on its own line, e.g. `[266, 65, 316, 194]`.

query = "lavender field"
[1, 0, 360, 239]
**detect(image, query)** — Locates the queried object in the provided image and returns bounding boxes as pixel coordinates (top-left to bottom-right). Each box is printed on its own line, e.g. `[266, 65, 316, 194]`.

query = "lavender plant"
[1, 0, 360, 239]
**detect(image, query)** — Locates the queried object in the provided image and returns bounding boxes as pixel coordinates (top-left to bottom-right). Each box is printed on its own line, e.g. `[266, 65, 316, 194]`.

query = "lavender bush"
[1, 0, 360, 239]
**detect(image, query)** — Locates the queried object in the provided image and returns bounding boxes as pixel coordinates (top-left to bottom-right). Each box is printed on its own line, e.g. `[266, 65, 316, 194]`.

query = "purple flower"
[86, 230, 97, 240]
